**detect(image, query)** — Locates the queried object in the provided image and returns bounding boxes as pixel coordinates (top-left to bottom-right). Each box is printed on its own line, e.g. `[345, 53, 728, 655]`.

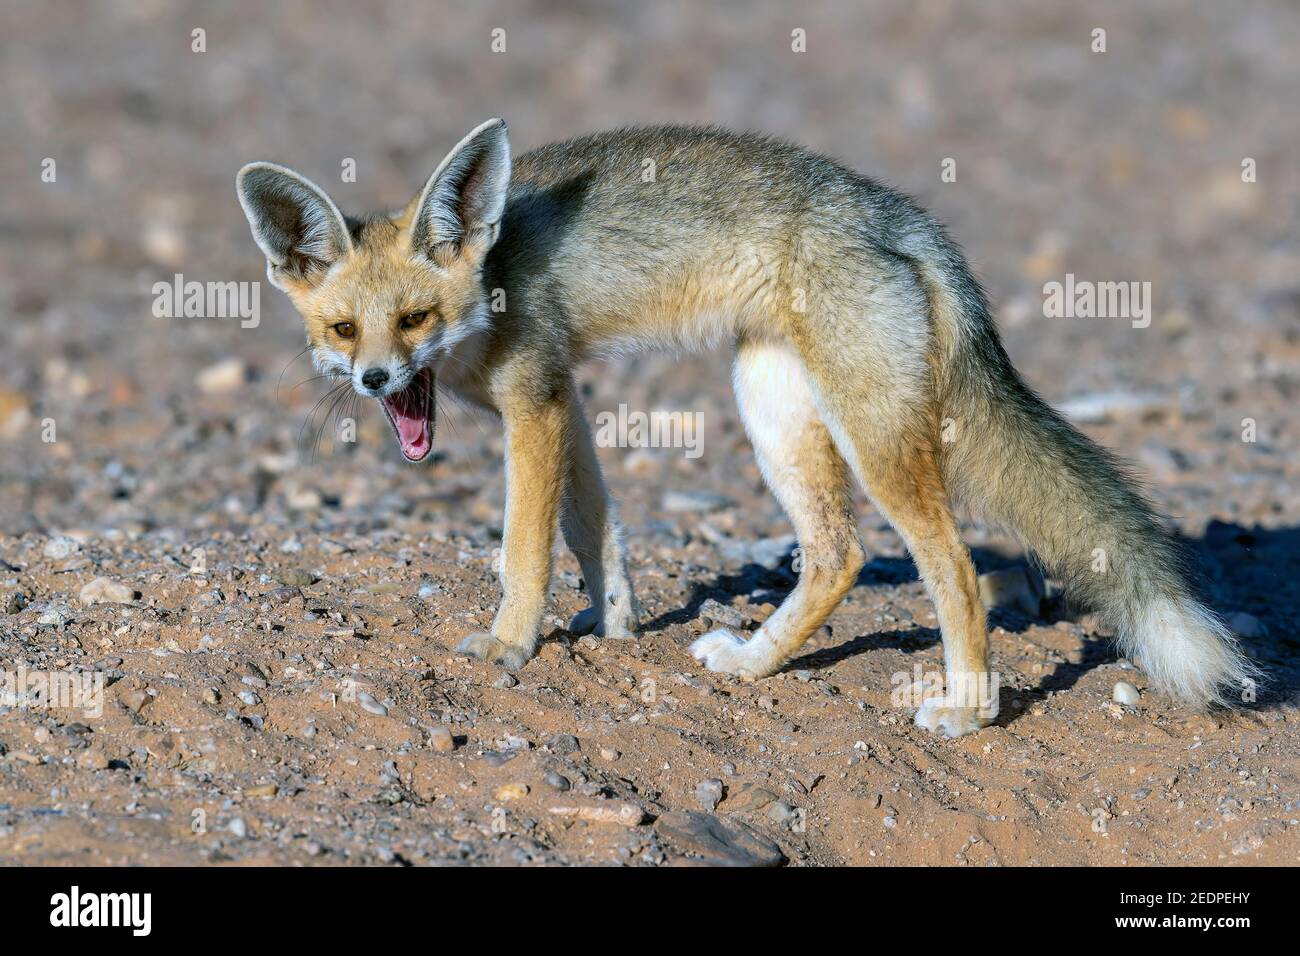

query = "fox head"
[236, 118, 510, 461]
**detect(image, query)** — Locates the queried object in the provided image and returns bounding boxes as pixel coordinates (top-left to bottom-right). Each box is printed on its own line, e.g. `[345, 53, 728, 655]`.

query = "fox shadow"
[644, 520, 1300, 709]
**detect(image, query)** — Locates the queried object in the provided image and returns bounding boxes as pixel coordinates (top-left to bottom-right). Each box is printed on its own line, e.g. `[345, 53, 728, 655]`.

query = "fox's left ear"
[410, 118, 511, 262]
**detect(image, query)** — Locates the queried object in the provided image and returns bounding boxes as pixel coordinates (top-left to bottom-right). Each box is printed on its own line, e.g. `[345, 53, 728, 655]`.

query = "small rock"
[275, 569, 317, 588]
[1112, 681, 1140, 706]
[227, 817, 248, 839]
[656, 811, 785, 866]
[5, 593, 29, 614]
[547, 802, 645, 827]
[245, 783, 278, 798]
[202, 688, 221, 705]
[495, 783, 529, 801]
[599, 747, 620, 761]
[78, 577, 137, 606]
[356, 691, 388, 716]
[37, 605, 72, 627]
[695, 778, 725, 811]
[544, 771, 571, 791]
[43, 536, 81, 560]
[493, 672, 519, 689]
[720, 785, 778, 814]
[547, 733, 580, 754]
[663, 489, 735, 513]
[428, 726, 456, 752]
[77, 750, 110, 771]
[698, 597, 745, 630]
[883, 815, 897, 829]
[766, 800, 796, 825]
[197, 358, 248, 395]
[237, 690, 260, 707]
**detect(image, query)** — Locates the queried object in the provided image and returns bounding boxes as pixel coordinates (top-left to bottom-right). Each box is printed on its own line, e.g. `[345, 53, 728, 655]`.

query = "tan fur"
[237, 121, 1254, 740]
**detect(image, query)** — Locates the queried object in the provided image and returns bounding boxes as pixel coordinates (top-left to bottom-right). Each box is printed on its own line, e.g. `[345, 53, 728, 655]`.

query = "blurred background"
[0, 0, 1296, 581]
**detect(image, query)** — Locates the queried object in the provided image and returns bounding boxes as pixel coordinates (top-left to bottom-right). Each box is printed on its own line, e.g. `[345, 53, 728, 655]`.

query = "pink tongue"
[383, 379, 431, 459]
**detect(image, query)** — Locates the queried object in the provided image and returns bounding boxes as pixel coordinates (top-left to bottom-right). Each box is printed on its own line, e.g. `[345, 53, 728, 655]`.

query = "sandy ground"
[1, 1, 1298, 866]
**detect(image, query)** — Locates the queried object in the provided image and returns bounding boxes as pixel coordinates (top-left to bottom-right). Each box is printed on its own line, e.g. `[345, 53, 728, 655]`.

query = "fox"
[236, 118, 1257, 737]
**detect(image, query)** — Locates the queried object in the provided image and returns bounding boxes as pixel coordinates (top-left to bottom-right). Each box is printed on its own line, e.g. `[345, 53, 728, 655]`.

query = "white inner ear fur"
[236, 162, 352, 274]
[410, 118, 511, 255]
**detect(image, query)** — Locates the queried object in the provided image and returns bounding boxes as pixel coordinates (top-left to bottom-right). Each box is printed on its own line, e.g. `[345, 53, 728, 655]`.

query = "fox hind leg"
[561, 400, 639, 639]
[802, 349, 995, 737]
[690, 341, 864, 678]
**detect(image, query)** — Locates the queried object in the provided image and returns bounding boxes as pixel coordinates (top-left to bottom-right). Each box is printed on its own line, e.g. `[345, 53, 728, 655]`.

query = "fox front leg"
[456, 388, 570, 671]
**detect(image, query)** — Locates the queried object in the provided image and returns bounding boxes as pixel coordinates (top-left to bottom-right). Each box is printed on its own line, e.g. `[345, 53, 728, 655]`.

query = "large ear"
[409, 118, 511, 261]
[236, 162, 352, 288]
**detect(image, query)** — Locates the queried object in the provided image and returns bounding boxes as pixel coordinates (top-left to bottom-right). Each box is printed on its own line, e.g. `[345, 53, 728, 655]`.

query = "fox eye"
[400, 310, 429, 330]
[332, 321, 355, 338]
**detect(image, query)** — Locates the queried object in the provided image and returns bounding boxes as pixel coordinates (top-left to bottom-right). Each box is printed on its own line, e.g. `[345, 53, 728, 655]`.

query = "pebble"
[495, 783, 529, 801]
[227, 817, 248, 839]
[197, 358, 248, 395]
[5, 592, 29, 614]
[238, 690, 260, 706]
[663, 489, 735, 513]
[43, 536, 81, 560]
[38, 605, 72, 627]
[356, 691, 388, 716]
[547, 733, 580, 754]
[656, 811, 785, 866]
[245, 784, 278, 798]
[275, 569, 317, 588]
[493, 672, 519, 688]
[77, 750, 110, 771]
[428, 726, 456, 752]
[547, 802, 645, 827]
[694, 778, 725, 811]
[1112, 681, 1140, 706]
[698, 597, 745, 629]
[766, 801, 796, 825]
[599, 747, 620, 761]
[202, 688, 221, 705]
[78, 577, 137, 606]
[719, 785, 778, 814]
[544, 771, 571, 791]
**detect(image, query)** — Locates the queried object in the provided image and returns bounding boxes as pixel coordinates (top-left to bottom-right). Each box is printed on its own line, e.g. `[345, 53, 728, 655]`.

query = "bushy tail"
[916, 252, 1258, 708]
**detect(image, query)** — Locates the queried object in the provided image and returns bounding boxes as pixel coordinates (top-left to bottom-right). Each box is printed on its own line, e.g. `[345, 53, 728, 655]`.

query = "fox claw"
[456, 632, 532, 671]
[914, 698, 996, 738]
[568, 606, 637, 640]
[689, 628, 776, 679]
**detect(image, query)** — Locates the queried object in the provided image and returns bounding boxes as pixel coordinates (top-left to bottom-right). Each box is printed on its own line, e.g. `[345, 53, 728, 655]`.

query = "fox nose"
[361, 368, 389, 391]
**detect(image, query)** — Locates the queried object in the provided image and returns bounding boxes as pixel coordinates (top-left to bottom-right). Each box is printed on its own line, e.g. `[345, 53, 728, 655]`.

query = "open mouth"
[378, 368, 436, 461]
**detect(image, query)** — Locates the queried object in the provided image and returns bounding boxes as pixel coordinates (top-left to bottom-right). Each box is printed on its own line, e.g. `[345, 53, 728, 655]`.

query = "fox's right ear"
[236, 163, 352, 290]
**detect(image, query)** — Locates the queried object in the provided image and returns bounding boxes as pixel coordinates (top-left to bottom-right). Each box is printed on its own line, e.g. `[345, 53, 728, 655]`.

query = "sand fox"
[237, 119, 1255, 737]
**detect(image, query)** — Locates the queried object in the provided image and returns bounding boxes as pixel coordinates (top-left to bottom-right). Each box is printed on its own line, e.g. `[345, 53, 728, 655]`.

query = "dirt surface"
[1, 1, 1298, 866]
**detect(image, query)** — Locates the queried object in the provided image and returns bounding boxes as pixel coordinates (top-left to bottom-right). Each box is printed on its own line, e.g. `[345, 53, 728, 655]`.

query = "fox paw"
[689, 628, 776, 680]
[914, 699, 996, 738]
[568, 607, 637, 640]
[456, 632, 532, 671]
